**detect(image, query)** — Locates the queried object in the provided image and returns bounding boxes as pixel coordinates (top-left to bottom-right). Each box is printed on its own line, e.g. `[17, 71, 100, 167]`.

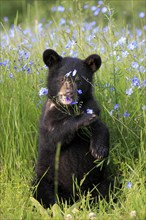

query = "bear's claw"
[90, 145, 109, 160]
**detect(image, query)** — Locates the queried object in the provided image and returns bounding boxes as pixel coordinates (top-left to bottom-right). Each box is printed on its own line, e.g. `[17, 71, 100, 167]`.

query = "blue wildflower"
[139, 66, 146, 73]
[60, 18, 66, 25]
[36, 100, 42, 108]
[122, 50, 129, 58]
[116, 55, 120, 61]
[9, 73, 13, 78]
[9, 25, 15, 38]
[131, 76, 140, 87]
[131, 62, 139, 69]
[110, 87, 115, 91]
[23, 28, 31, 35]
[98, 1, 103, 5]
[126, 182, 132, 188]
[3, 16, 8, 22]
[101, 7, 108, 13]
[18, 50, 30, 60]
[103, 26, 108, 33]
[39, 88, 48, 97]
[136, 29, 142, 37]
[66, 97, 71, 103]
[51, 6, 57, 12]
[66, 39, 76, 49]
[100, 47, 105, 54]
[27, 68, 31, 73]
[29, 60, 33, 65]
[94, 8, 100, 16]
[43, 65, 48, 69]
[139, 12, 145, 18]
[114, 104, 119, 110]
[57, 6, 65, 12]
[126, 88, 133, 96]
[86, 109, 94, 114]
[71, 101, 78, 105]
[91, 6, 97, 11]
[127, 41, 137, 50]
[22, 64, 27, 71]
[83, 5, 89, 9]
[123, 112, 130, 117]
[0, 60, 9, 66]
[37, 23, 43, 32]
[77, 89, 82, 95]
[118, 37, 126, 45]
[143, 80, 146, 87]
[70, 50, 78, 57]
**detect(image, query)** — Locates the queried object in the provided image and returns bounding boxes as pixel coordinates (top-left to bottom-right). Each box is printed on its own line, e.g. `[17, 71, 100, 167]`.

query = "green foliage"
[0, 0, 146, 219]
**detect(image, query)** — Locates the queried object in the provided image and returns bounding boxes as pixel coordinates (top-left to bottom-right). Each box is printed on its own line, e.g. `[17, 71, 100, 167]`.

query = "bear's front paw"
[90, 145, 109, 160]
[78, 113, 97, 128]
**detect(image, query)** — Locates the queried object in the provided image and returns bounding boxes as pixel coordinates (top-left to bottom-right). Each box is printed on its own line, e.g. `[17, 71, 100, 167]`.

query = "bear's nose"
[66, 89, 71, 93]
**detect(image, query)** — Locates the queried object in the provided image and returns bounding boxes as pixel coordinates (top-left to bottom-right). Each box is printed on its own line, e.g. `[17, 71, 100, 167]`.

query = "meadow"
[0, 1, 146, 219]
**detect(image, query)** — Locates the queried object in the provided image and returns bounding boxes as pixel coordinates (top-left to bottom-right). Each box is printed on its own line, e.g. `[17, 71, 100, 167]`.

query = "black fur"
[33, 49, 110, 208]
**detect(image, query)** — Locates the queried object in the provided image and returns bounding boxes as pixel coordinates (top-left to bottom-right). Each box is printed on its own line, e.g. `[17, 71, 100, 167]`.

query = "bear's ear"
[43, 49, 62, 67]
[84, 54, 102, 73]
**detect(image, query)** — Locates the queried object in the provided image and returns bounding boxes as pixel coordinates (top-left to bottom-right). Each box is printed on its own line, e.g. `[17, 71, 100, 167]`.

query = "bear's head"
[43, 49, 101, 105]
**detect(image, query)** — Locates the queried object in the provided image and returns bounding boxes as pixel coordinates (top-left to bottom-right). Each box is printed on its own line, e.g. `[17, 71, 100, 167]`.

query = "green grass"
[0, 1, 146, 219]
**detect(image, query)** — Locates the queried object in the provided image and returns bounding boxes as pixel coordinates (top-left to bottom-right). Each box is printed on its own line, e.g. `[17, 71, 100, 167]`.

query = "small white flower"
[65, 214, 72, 220]
[129, 210, 137, 218]
[113, 37, 126, 48]
[72, 69, 77, 76]
[142, 105, 146, 110]
[86, 109, 94, 114]
[72, 208, 79, 214]
[126, 88, 133, 96]
[109, 110, 114, 116]
[88, 212, 96, 220]
[118, 37, 126, 45]
[65, 71, 72, 77]
[113, 51, 117, 56]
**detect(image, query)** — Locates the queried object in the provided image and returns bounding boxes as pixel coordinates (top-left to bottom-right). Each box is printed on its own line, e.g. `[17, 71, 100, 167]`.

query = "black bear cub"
[33, 49, 110, 208]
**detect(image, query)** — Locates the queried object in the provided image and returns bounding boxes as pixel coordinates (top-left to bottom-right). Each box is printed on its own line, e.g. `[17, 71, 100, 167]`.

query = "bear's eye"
[59, 77, 65, 83]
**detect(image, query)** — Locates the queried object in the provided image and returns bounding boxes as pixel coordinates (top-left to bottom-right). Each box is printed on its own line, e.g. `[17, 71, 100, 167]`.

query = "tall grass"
[0, 1, 146, 219]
